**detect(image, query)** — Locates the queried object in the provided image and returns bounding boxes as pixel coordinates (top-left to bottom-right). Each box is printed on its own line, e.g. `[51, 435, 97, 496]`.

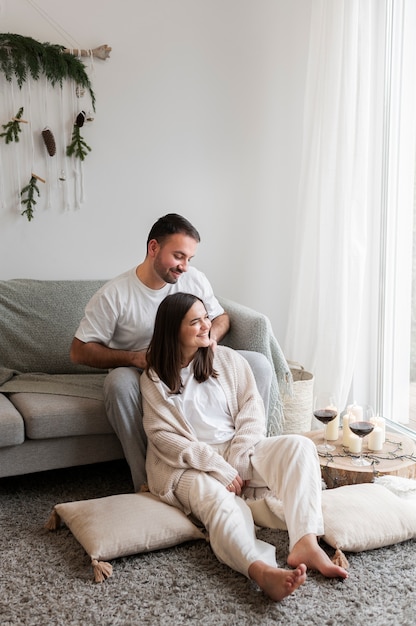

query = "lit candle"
[342, 412, 352, 447]
[326, 404, 340, 441]
[376, 416, 386, 443]
[348, 433, 362, 454]
[349, 403, 363, 421]
[368, 426, 383, 451]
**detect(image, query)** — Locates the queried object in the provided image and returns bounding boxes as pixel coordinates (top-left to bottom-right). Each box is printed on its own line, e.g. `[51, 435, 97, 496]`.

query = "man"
[70, 214, 272, 490]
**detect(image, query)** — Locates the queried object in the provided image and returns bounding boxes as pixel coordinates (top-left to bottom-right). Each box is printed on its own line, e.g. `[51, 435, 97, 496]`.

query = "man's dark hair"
[146, 214, 201, 247]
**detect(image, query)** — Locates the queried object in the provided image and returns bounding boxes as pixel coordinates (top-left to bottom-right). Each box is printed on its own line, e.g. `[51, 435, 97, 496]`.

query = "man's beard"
[154, 258, 182, 284]
[163, 269, 180, 284]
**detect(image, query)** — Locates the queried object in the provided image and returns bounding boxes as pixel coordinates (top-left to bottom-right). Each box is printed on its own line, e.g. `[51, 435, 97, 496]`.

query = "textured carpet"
[1, 460, 415, 626]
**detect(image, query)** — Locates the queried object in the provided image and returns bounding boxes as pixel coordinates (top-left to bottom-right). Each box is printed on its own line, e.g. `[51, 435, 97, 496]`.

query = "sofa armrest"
[0, 393, 25, 447]
[217, 296, 271, 353]
[217, 296, 290, 436]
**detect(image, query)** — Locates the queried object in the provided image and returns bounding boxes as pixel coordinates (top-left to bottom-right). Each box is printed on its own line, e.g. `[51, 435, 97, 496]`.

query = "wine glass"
[313, 392, 338, 453]
[348, 421, 374, 466]
[363, 404, 375, 424]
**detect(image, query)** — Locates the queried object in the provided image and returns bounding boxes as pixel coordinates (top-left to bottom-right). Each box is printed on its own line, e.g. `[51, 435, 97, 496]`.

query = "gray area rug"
[1, 460, 415, 626]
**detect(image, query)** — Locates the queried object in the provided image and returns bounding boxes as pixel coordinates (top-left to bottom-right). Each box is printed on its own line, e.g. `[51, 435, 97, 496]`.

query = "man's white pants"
[187, 435, 324, 578]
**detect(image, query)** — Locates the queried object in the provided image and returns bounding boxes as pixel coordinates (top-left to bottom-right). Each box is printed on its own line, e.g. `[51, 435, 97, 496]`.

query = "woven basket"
[282, 361, 314, 434]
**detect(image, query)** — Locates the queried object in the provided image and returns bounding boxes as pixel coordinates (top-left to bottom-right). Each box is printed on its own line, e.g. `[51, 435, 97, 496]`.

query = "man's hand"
[209, 312, 230, 347]
[129, 349, 148, 370]
[209, 338, 218, 352]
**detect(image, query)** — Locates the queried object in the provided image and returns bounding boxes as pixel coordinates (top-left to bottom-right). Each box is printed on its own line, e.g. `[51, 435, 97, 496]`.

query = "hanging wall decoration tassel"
[41, 127, 56, 156]
[0, 34, 110, 218]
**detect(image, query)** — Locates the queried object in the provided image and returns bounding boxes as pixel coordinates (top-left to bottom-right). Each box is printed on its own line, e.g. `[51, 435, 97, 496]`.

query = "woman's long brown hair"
[145, 292, 217, 393]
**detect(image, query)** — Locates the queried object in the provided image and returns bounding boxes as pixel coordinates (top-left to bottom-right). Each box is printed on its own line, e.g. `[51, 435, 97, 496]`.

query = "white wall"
[0, 0, 311, 344]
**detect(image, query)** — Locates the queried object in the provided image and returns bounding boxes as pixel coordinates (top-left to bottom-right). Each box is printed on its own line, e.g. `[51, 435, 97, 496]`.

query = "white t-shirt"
[162, 364, 235, 444]
[75, 266, 224, 352]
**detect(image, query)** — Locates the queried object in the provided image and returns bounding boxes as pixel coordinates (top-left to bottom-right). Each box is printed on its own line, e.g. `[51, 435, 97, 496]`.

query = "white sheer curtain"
[284, 0, 382, 411]
[366, 0, 416, 422]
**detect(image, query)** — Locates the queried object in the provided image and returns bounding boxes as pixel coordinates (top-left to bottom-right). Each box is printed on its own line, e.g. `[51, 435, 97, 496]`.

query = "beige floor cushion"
[46, 492, 205, 582]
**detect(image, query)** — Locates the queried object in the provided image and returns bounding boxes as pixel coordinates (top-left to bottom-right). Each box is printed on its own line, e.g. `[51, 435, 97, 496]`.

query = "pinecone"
[41, 127, 56, 156]
[76, 111, 86, 128]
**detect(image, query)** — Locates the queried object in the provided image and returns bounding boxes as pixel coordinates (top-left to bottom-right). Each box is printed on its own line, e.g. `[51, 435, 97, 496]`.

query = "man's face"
[152, 234, 198, 284]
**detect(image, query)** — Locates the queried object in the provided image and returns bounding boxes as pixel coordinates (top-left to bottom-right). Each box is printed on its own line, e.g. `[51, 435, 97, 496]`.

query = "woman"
[140, 293, 348, 601]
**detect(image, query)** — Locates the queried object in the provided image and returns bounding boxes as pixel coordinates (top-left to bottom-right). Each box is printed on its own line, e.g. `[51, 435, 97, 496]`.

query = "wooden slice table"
[304, 430, 416, 489]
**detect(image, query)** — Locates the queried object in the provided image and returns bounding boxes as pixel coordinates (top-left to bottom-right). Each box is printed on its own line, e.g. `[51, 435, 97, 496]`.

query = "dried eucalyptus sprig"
[20, 174, 44, 221]
[0, 106, 26, 143]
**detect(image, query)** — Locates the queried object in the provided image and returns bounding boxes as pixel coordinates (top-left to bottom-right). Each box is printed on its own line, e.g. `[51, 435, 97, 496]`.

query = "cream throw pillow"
[321, 483, 416, 551]
[46, 492, 205, 582]
[247, 482, 416, 553]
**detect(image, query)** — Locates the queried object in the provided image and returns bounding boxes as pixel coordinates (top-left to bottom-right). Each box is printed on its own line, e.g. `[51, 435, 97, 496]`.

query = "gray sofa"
[0, 279, 290, 479]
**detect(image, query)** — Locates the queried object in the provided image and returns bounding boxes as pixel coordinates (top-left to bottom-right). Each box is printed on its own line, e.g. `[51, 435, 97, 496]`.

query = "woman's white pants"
[187, 434, 324, 578]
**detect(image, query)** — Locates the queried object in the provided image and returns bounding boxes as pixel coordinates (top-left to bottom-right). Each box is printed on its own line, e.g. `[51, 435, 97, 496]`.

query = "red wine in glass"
[313, 408, 337, 452]
[348, 421, 374, 466]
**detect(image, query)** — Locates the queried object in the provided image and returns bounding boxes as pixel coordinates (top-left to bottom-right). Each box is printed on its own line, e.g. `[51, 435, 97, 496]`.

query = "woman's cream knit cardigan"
[141, 346, 267, 515]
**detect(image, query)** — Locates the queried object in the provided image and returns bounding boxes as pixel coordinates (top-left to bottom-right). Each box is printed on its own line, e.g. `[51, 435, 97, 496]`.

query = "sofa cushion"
[0, 279, 105, 374]
[9, 393, 113, 440]
[0, 393, 24, 447]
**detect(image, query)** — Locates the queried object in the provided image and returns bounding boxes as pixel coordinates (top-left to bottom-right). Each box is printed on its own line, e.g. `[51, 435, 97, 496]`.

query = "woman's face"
[179, 300, 211, 358]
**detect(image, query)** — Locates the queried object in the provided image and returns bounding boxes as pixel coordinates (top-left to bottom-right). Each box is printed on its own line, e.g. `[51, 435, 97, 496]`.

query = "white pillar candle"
[349, 404, 363, 421]
[371, 416, 386, 443]
[326, 405, 340, 441]
[348, 433, 362, 454]
[342, 413, 352, 447]
[368, 426, 383, 451]
[376, 416, 386, 443]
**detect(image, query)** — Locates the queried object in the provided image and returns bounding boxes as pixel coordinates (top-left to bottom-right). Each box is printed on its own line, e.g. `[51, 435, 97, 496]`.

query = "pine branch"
[0, 34, 96, 111]
[0, 106, 25, 143]
[20, 175, 41, 221]
[66, 125, 92, 161]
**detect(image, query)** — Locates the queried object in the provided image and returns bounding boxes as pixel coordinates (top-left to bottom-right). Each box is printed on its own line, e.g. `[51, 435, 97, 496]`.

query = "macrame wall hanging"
[0, 7, 111, 221]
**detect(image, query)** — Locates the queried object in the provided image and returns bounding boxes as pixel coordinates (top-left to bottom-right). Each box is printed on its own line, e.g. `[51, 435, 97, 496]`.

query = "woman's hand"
[226, 474, 244, 496]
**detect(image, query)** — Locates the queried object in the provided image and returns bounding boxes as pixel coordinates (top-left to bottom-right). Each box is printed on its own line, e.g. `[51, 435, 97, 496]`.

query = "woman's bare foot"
[287, 534, 348, 579]
[248, 561, 307, 601]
